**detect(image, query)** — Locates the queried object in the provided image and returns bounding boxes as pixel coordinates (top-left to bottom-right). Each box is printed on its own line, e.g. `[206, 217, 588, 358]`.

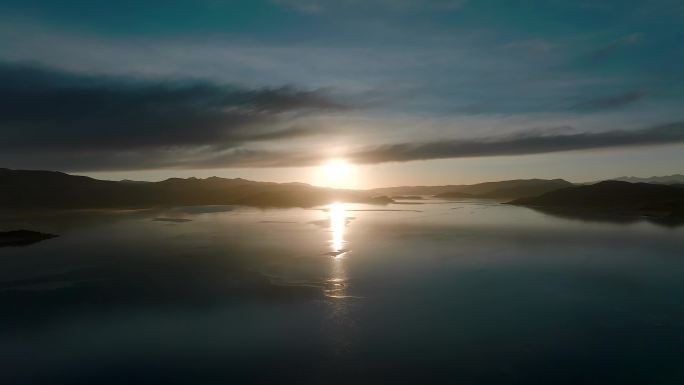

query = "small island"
[152, 218, 193, 223]
[0, 230, 58, 247]
[434, 191, 477, 199]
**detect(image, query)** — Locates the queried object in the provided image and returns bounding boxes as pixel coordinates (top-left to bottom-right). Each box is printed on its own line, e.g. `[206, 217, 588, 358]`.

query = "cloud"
[0, 62, 344, 152]
[1, 62, 683, 172]
[8, 121, 681, 172]
[273, 0, 324, 13]
[2, 20, 676, 120]
[193, 122, 684, 168]
[574, 90, 647, 110]
[273, 0, 468, 13]
[340, 122, 684, 165]
[587, 33, 644, 61]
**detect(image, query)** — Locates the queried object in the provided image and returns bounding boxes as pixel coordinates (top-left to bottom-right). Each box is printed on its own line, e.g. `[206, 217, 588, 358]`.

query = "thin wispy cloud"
[273, 0, 468, 13]
[574, 90, 648, 111]
[587, 33, 644, 62]
[343, 123, 684, 164]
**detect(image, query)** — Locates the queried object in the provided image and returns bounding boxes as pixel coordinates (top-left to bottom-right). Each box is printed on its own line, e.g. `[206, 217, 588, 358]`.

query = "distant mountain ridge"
[5, 168, 681, 218]
[509, 181, 684, 219]
[371, 179, 574, 200]
[0, 168, 391, 209]
[0, 230, 57, 247]
[611, 174, 684, 185]
[436, 179, 573, 200]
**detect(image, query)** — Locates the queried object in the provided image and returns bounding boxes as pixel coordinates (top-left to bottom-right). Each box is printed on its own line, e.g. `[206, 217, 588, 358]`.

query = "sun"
[319, 159, 356, 188]
[324, 159, 350, 181]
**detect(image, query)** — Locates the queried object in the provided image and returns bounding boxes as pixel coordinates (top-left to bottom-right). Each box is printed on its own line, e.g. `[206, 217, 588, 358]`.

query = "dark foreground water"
[1, 199, 684, 385]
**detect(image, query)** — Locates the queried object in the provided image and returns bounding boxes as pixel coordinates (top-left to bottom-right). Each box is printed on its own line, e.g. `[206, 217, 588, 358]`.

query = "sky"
[1, 0, 683, 188]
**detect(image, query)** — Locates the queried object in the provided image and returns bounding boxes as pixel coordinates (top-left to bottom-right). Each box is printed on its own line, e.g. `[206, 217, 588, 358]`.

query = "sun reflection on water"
[329, 202, 347, 256]
[326, 202, 349, 300]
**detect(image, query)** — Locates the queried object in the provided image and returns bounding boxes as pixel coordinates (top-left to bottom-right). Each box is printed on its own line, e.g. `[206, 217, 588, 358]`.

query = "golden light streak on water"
[329, 202, 347, 256]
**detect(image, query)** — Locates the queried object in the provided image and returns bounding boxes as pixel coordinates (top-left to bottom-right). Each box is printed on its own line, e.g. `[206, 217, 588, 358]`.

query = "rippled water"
[1, 200, 684, 384]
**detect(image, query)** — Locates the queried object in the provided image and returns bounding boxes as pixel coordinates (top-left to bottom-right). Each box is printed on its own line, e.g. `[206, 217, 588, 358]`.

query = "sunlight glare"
[329, 202, 346, 256]
[320, 159, 356, 188]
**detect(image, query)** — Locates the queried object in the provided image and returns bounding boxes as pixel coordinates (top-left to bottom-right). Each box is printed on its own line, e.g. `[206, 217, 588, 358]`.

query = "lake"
[1, 199, 684, 384]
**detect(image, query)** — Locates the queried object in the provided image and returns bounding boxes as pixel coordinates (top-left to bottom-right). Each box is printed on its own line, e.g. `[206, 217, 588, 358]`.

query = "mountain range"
[369, 179, 574, 199]
[2, 168, 683, 221]
[1, 169, 582, 209]
[0, 168, 390, 209]
[611, 174, 684, 185]
[433, 179, 573, 200]
[509, 181, 684, 219]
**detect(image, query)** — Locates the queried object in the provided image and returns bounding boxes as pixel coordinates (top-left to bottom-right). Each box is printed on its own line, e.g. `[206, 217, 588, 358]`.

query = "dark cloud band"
[0, 62, 342, 151]
[343, 122, 684, 164]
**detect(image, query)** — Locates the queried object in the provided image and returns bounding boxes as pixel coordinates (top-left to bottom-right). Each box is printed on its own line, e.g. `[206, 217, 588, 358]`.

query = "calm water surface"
[1, 200, 684, 384]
